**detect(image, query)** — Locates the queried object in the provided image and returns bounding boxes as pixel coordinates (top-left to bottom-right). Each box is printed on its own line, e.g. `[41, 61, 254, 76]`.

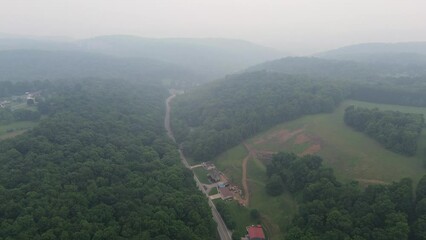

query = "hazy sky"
[1, 0, 426, 54]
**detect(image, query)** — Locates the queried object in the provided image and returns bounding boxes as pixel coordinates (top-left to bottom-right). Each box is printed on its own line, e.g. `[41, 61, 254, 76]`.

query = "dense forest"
[0, 79, 216, 239]
[171, 71, 347, 161]
[266, 152, 426, 240]
[344, 106, 424, 156]
[350, 80, 426, 107]
[0, 108, 41, 124]
[248, 56, 426, 108]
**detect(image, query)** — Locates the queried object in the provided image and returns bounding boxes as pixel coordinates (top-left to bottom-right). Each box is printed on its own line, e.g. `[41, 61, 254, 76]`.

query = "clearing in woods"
[246, 100, 426, 184]
[213, 99, 426, 239]
[0, 121, 38, 141]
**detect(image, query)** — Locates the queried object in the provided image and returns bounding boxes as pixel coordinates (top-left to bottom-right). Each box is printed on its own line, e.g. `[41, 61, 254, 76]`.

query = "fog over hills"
[316, 42, 426, 65]
[246, 57, 375, 80]
[247, 42, 426, 79]
[316, 42, 426, 56]
[77, 35, 282, 79]
[0, 49, 194, 83]
[0, 35, 283, 82]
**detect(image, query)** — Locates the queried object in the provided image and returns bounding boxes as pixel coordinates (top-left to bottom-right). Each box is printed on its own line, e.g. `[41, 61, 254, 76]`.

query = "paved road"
[164, 94, 233, 240]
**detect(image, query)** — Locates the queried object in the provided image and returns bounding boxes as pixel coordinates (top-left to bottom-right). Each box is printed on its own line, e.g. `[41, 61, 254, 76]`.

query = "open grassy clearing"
[214, 145, 297, 239]
[10, 101, 38, 111]
[214, 144, 248, 188]
[246, 156, 297, 240]
[208, 187, 218, 196]
[212, 100, 426, 239]
[192, 167, 210, 184]
[0, 121, 37, 140]
[224, 201, 255, 236]
[246, 100, 426, 184]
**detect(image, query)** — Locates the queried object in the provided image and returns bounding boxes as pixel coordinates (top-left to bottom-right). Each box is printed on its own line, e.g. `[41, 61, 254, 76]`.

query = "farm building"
[202, 161, 216, 170]
[207, 169, 221, 183]
[218, 186, 233, 200]
[245, 225, 265, 240]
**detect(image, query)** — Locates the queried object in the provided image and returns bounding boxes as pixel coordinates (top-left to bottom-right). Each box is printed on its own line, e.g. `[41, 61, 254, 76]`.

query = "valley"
[3, 2, 426, 240]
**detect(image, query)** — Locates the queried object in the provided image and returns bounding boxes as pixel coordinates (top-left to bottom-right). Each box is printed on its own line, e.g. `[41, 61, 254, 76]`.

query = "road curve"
[164, 93, 233, 240]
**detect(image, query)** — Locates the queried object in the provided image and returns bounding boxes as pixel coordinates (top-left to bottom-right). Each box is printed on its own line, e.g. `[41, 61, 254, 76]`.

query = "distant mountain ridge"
[0, 49, 195, 83]
[247, 51, 426, 80]
[315, 42, 426, 67]
[246, 57, 377, 80]
[76, 35, 283, 80]
[0, 34, 283, 81]
[316, 42, 426, 57]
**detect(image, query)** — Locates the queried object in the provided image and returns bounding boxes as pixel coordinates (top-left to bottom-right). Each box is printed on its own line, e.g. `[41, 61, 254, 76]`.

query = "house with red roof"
[218, 186, 233, 200]
[246, 225, 265, 240]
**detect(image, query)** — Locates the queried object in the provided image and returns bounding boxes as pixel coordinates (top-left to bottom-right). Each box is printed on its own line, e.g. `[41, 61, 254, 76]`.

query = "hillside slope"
[77, 35, 282, 80]
[316, 42, 426, 58]
[172, 71, 347, 161]
[246, 57, 376, 80]
[0, 35, 283, 81]
[0, 50, 194, 84]
[315, 42, 426, 75]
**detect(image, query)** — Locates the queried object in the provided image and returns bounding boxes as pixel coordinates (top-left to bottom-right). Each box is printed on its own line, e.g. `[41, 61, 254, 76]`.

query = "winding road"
[164, 93, 232, 240]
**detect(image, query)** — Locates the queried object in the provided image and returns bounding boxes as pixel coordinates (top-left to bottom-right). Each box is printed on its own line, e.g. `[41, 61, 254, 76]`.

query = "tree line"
[350, 79, 426, 107]
[0, 79, 216, 240]
[344, 106, 424, 156]
[266, 152, 426, 240]
[171, 71, 348, 162]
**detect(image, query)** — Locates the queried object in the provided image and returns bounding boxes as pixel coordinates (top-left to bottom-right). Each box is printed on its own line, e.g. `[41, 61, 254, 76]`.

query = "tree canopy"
[0, 79, 216, 240]
[172, 71, 347, 161]
[266, 152, 426, 240]
[344, 106, 424, 156]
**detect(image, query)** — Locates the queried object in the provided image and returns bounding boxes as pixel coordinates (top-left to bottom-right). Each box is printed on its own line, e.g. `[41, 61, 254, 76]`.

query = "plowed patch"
[300, 144, 321, 156]
[295, 133, 310, 144]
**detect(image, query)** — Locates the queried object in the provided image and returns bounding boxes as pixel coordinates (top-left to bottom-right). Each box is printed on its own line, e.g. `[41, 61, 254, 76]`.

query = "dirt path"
[241, 143, 257, 206]
[241, 153, 250, 206]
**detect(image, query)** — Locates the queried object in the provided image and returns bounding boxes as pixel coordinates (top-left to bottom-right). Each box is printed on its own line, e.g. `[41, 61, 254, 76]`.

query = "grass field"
[246, 156, 297, 239]
[214, 145, 298, 239]
[214, 145, 247, 187]
[192, 167, 210, 184]
[10, 102, 38, 111]
[0, 121, 37, 140]
[246, 100, 426, 184]
[209, 187, 218, 196]
[213, 100, 426, 239]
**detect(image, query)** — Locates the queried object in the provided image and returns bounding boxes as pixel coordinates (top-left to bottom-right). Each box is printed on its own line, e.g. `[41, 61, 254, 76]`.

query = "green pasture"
[246, 100, 426, 184]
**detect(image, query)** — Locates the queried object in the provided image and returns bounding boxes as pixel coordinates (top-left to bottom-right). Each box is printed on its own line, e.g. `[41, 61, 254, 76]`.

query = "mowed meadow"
[213, 100, 426, 239]
[246, 100, 426, 184]
[214, 145, 297, 240]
